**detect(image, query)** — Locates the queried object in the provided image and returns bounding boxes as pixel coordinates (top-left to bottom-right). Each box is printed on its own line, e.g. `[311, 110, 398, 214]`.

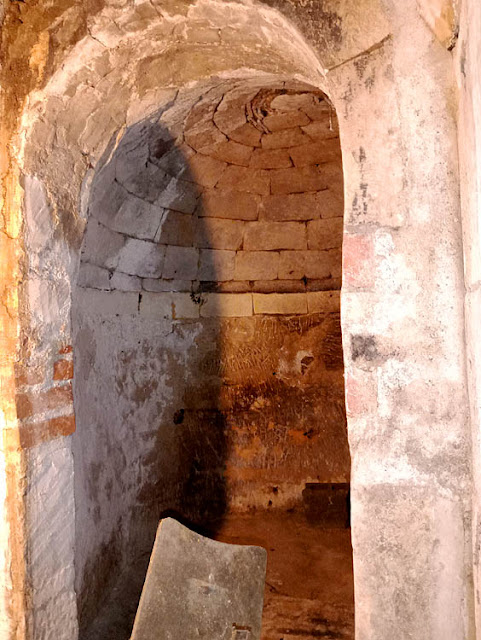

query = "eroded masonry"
[1, 0, 481, 639]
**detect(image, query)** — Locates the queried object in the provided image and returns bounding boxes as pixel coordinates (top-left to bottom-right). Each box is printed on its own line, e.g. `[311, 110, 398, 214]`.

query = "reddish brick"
[343, 234, 375, 289]
[53, 359, 74, 381]
[19, 414, 76, 449]
[16, 383, 73, 421]
[59, 345, 73, 354]
[249, 148, 292, 169]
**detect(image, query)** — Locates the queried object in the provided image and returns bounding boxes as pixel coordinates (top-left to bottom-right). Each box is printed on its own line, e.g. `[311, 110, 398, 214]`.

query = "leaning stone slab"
[131, 518, 267, 640]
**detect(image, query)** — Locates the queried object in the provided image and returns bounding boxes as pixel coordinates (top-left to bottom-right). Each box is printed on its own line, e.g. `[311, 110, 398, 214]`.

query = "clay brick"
[59, 345, 73, 355]
[228, 123, 262, 147]
[155, 210, 195, 247]
[253, 293, 308, 315]
[117, 238, 165, 278]
[184, 153, 227, 188]
[343, 234, 374, 289]
[289, 139, 342, 167]
[162, 246, 199, 279]
[307, 290, 341, 313]
[249, 149, 292, 169]
[263, 111, 311, 132]
[235, 251, 279, 280]
[19, 415, 76, 449]
[261, 128, 310, 149]
[260, 193, 322, 221]
[270, 166, 329, 194]
[202, 140, 254, 166]
[307, 218, 343, 250]
[302, 119, 339, 141]
[278, 251, 332, 280]
[200, 293, 253, 317]
[16, 383, 73, 421]
[196, 218, 244, 250]
[216, 166, 270, 195]
[244, 222, 306, 251]
[198, 249, 235, 281]
[53, 360, 74, 381]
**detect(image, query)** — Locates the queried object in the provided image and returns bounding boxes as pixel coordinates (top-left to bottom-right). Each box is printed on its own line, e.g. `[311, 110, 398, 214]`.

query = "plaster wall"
[0, 0, 474, 638]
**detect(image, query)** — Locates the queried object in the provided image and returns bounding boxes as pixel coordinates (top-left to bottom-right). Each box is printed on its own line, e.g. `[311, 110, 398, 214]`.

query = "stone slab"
[131, 518, 267, 640]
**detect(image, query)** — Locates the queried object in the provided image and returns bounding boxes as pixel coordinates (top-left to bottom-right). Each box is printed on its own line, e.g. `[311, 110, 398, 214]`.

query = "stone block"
[307, 290, 341, 313]
[77, 263, 111, 290]
[261, 128, 310, 149]
[155, 178, 199, 215]
[253, 293, 308, 315]
[196, 218, 245, 250]
[152, 142, 195, 176]
[301, 100, 331, 121]
[117, 238, 165, 278]
[216, 166, 270, 195]
[244, 222, 306, 251]
[81, 220, 126, 270]
[116, 156, 171, 204]
[249, 148, 292, 169]
[199, 190, 259, 220]
[260, 193, 321, 221]
[200, 293, 253, 317]
[198, 249, 235, 281]
[185, 119, 227, 151]
[302, 119, 339, 141]
[263, 111, 311, 132]
[162, 246, 199, 279]
[270, 166, 329, 194]
[171, 293, 201, 319]
[253, 280, 305, 293]
[105, 195, 164, 241]
[235, 252, 279, 280]
[139, 292, 173, 319]
[228, 123, 262, 147]
[75, 288, 139, 316]
[289, 139, 342, 167]
[203, 140, 253, 166]
[142, 278, 191, 292]
[183, 153, 227, 188]
[278, 251, 332, 280]
[307, 218, 343, 250]
[110, 272, 142, 292]
[155, 210, 196, 247]
[270, 93, 316, 111]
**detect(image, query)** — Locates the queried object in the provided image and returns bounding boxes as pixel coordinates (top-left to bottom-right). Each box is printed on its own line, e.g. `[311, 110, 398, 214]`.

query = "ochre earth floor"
[83, 511, 354, 640]
[215, 512, 354, 640]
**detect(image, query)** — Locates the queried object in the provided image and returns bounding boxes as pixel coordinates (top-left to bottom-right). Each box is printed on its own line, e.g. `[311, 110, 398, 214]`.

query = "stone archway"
[0, 1, 472, 639]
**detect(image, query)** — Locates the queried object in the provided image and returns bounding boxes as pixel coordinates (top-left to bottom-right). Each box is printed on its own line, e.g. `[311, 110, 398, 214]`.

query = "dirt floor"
[215, 512, 354, 640]
[83, 510, 354, 640]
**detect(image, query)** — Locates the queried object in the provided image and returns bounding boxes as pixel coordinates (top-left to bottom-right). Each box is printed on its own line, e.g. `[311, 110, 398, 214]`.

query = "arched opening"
[72, 77, 352, 639]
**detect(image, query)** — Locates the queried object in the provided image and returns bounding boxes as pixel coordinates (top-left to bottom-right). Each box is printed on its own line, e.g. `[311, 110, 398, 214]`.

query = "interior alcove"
[71, 77, 353, 639]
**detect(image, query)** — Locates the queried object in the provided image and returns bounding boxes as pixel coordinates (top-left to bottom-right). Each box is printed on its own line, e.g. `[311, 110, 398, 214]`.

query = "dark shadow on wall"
[73, 117, 228, 639]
